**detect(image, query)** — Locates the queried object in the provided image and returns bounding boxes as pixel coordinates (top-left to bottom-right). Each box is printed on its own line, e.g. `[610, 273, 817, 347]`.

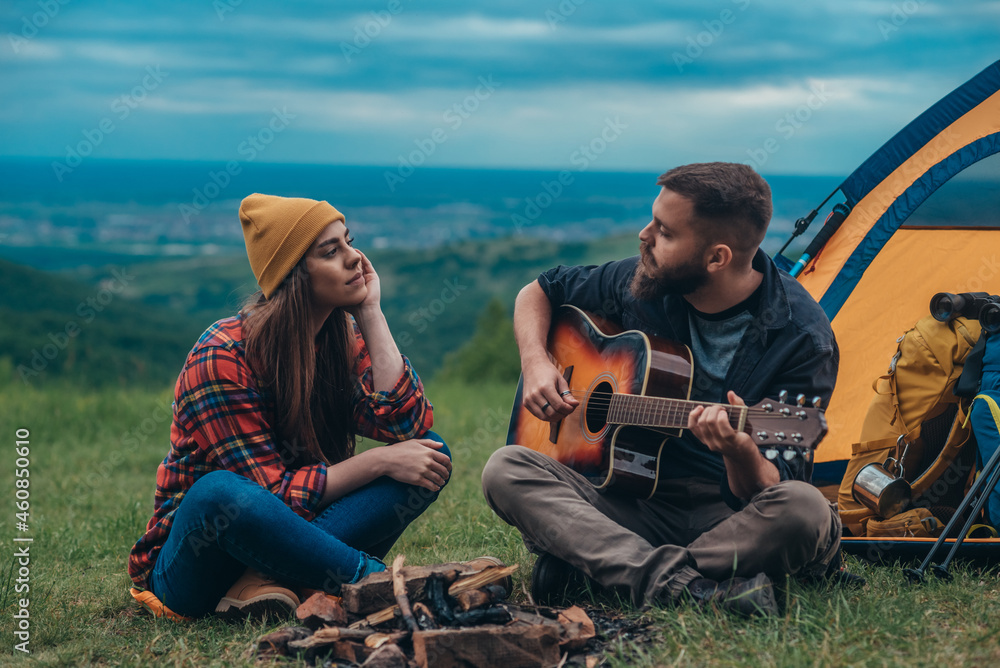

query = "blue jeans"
[150, 433, 449, 617]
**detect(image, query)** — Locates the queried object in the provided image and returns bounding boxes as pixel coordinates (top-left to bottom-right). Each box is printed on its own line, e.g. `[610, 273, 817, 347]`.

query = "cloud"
[0, 0, 997, 172]
[0, 38, 61, 61]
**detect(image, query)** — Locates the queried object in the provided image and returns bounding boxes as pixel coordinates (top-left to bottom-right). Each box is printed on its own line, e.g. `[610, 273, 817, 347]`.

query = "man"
[481, 162, 842, 616]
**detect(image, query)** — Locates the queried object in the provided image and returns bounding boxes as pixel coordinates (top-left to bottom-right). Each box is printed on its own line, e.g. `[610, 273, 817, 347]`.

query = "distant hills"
[0, 257, 205, 387]
[2, 233, 639, 388]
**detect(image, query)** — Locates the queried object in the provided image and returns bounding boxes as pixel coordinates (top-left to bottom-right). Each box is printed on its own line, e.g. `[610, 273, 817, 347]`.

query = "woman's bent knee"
[182, 470, 243, 504]
[420, 430, 451, 461]
[178, 470, 265, 525]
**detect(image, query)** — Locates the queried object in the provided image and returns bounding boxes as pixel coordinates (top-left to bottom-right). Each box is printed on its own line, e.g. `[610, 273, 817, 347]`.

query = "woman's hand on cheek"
[346, 250, 382, 318]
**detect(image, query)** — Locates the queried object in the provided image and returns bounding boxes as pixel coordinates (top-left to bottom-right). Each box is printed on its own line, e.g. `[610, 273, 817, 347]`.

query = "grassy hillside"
[7, 233, 640, 387]
[0, 258, 205, 387]
[2, 381, 999, 667]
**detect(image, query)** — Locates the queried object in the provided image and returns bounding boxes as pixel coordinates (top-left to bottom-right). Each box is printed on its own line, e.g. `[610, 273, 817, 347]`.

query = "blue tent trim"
[842, 536, 1000, 564]
[819, 132, 1000, 320]
[773, 252, 794, 273]
[841, 60, 1000, 204]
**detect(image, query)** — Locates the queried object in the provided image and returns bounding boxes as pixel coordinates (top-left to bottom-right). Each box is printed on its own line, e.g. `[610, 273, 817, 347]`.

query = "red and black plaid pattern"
[128, 315, 433, 588]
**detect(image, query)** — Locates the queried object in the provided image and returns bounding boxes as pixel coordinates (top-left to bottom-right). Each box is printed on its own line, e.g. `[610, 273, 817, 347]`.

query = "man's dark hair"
[656, 162, 772, 256]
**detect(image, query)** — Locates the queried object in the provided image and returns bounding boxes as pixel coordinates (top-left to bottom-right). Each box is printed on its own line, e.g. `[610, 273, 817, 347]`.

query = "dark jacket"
[537, 249, 839, 507]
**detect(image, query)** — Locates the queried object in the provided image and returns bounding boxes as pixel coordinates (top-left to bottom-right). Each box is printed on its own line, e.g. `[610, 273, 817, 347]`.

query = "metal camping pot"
[852, 457, 912, 518]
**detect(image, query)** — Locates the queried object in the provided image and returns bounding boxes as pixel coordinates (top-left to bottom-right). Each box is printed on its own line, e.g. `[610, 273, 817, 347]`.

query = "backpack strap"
[911, 400, 974, 497]
[873, 362, 917, 435]
[955, 331, 987, 398]
[851, 426, 921, 457]
[851, 436, 898, 455]
[966, 392, 1000, 430]
[966, 524, 999, 539]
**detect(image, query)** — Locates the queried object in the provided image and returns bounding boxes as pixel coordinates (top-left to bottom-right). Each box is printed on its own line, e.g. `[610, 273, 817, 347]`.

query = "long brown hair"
[240, 258, 356, 467]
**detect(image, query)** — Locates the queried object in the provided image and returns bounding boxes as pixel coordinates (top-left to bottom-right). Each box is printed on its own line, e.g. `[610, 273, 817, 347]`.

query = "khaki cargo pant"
[481, 446, 841, 606]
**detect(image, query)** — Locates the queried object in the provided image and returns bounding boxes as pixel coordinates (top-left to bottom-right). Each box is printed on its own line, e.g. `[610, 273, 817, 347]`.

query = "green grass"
[2, 382, 1000, 667]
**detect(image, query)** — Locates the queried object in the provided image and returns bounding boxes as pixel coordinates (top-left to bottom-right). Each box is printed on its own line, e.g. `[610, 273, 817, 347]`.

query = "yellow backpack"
[838, 314, 981, 536]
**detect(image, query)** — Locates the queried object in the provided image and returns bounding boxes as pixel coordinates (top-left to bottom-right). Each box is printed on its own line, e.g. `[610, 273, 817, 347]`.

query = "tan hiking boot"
[214, 568, 300, 621]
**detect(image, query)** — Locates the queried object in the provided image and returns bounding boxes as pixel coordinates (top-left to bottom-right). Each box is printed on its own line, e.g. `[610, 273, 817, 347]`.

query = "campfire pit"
[251, 556, 618, 667]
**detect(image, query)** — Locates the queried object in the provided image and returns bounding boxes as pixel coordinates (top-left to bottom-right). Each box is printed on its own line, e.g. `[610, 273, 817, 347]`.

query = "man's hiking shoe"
[530, 552, 598, 605]
[803, 544, 867, 589]
[215, 569, 300, 621]
[684, 572, 778, 618]
[825, 568, 867, 588]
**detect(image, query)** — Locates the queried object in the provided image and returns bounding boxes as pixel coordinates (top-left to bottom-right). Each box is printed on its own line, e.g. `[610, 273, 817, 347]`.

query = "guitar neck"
[607, 393, 747, 432]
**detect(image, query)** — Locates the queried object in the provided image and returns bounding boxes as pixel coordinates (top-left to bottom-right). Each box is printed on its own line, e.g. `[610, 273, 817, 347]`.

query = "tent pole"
[775, 186, 841, 259]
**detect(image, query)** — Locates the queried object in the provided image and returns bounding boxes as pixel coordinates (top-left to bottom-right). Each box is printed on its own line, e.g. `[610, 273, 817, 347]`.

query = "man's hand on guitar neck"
[522, 361, 580, 422]
[688, 390, 780, 499]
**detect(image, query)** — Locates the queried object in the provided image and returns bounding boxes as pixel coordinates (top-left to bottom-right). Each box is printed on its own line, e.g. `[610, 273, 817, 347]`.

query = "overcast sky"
[2, 0, 998, 174]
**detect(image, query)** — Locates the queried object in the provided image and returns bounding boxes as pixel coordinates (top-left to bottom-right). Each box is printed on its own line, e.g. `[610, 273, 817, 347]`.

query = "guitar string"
[566, 400, 759, 429]
[559, 389, 808, 413]
[535, 391, 813, 449]
[557, 390, 791, 417]
[551, 393, 812, 438]
[538, 391, 814, 449]
[561, 388, 812, 405]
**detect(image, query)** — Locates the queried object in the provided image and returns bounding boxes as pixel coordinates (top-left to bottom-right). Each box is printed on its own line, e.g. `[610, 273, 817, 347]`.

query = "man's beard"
[629, 242, 710, 300]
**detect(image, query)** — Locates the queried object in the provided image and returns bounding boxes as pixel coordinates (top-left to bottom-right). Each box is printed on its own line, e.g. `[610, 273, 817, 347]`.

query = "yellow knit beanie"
[238, 193, 345, 298]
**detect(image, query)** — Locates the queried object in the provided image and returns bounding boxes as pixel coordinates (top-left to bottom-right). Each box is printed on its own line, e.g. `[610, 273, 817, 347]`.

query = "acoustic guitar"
[506, 305, 828, 498]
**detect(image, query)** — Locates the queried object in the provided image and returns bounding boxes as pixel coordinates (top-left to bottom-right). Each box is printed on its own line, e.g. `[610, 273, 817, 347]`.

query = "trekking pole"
[903, 433, 1000, 584]
[929, 437, 1000, 580]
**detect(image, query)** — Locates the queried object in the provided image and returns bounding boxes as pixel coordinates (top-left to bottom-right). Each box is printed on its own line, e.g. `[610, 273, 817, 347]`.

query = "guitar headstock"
[744, 392, 827, 456]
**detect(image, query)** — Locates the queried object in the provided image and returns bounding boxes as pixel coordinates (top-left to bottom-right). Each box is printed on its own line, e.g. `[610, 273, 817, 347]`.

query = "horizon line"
[0, 155, 846, 179]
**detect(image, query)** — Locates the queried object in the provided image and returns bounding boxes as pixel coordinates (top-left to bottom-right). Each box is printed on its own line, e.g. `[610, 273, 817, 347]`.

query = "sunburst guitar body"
[506, 305, 828, 499]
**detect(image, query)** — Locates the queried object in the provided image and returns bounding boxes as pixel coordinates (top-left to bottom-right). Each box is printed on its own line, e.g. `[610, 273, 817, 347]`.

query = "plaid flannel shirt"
[128, 315, 433, 588]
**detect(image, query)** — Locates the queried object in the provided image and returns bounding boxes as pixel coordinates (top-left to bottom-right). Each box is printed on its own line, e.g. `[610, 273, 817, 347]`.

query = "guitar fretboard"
[606, 393, 748, 432]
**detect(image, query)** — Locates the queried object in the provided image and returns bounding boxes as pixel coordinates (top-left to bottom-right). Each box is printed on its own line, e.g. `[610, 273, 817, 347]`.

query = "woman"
[128, 194, 451, 619]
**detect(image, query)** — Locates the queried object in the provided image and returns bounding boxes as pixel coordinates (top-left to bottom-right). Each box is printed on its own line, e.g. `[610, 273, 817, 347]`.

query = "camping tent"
[780, 59, 1000, 559]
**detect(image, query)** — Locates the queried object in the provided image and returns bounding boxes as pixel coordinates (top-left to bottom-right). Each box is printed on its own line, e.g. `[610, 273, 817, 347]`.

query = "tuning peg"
[796, 394, 806, 406]
[778, 390, 788, 404]
[782, 449, 798, 461]
[811, 396, 822, 409]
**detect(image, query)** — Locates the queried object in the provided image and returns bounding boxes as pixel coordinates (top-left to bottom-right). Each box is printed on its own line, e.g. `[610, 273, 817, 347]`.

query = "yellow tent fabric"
[803, 227, 1000, 465]
[798, 89, 1000, 302]
[793, 64, 1000, 468]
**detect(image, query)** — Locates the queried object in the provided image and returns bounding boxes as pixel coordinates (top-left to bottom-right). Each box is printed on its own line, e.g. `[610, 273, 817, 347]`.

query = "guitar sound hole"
[585, 381, 613, 434]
